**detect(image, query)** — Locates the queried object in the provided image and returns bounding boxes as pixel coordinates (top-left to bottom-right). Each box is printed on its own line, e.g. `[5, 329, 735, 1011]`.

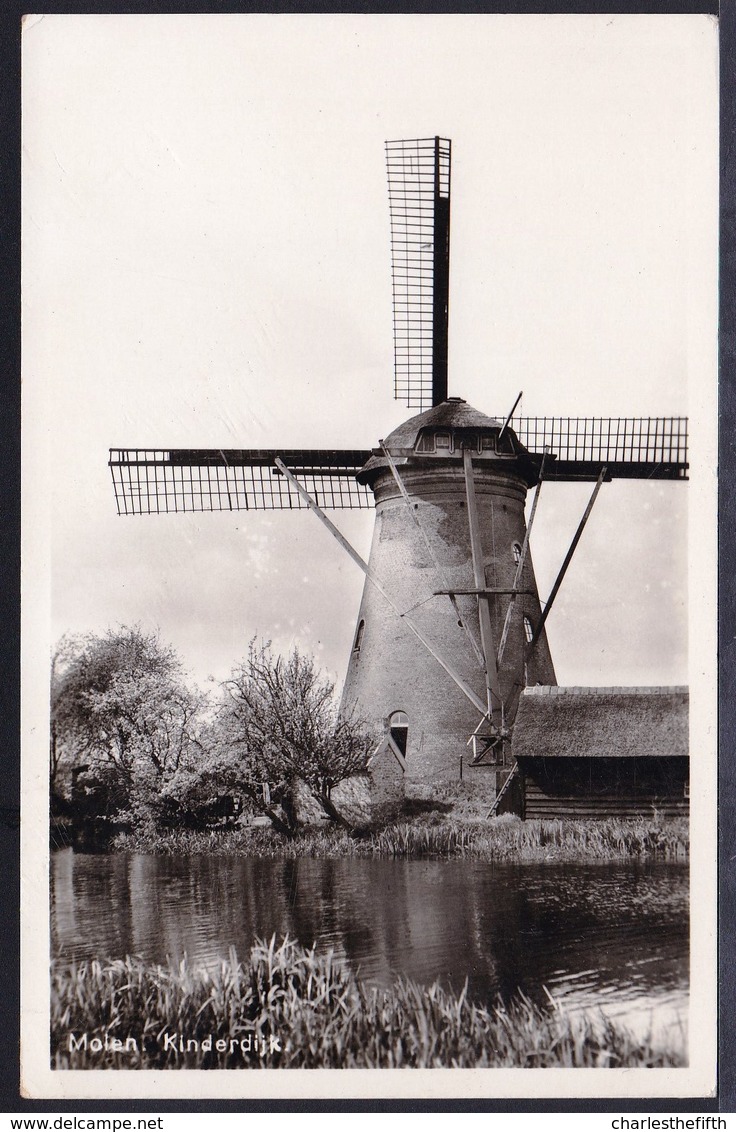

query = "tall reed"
[111, 815, 688, 861]
[51, 938, 685, 1070]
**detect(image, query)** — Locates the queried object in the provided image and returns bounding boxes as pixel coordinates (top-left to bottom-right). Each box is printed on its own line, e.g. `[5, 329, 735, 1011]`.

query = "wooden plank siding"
[518, 756, 689, 821]
[523, 782, 688, 820]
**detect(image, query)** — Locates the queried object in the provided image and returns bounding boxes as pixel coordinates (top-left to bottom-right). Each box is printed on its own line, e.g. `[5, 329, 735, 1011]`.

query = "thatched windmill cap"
[383, 397, 505, 448]
[357, 397, 540, 486]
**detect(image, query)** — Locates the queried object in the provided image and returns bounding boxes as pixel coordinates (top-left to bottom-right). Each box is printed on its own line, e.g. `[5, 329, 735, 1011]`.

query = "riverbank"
[110, 811, 689, 862]
[51, 936, 685, 1069]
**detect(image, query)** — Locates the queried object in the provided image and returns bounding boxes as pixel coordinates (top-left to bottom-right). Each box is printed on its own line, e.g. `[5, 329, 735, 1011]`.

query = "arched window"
[389, 710, 409, 756]
[512, 542, 522, 566]
[523, 616, 534, 644]
[353, 619, 365, 652]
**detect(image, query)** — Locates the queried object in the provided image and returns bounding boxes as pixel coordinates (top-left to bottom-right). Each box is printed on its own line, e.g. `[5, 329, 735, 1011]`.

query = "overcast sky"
[22, 13, 717, 694]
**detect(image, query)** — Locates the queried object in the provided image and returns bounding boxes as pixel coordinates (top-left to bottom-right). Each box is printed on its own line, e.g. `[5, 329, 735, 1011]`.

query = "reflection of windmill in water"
[109, 137, 688, 788]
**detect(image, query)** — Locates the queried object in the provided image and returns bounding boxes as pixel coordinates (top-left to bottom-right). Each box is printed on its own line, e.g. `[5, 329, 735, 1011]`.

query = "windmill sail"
[386, 136, 451, 410]
[510, 415, 688, 480]
[109, 416, 687, 516]
[108, 449, 373, 515]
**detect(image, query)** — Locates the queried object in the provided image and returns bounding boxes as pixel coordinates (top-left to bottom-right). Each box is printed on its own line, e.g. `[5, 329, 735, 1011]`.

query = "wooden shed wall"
[519, 756, 689, 820]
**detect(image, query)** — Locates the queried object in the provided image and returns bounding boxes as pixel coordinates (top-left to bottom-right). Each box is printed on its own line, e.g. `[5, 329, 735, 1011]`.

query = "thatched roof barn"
[510, 686, 689, 819]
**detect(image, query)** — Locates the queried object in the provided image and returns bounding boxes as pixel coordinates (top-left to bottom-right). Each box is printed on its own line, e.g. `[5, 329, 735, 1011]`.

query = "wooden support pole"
[497, 448, 548, 665]
[462, 448, 502, 715]
[274, 457, 487, 716]
[497, 391, 523, 443]
[529, 466, 607, 649]
[380, 440, 486, 670]
[498, 466, 606, 728]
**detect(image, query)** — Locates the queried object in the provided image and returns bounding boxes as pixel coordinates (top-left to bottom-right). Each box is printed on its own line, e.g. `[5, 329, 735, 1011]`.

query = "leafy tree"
[209, 640, 375, 835]
[50, 626, 206, 826]
[50, 633, 86, 797]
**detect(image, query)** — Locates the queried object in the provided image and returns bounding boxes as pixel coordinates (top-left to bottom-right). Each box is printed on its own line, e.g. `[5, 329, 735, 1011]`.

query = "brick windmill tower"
[110, 137, 688, 786]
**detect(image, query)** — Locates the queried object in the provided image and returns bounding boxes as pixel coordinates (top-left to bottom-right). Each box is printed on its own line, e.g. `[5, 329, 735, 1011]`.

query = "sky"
[21, 13, 718, 695]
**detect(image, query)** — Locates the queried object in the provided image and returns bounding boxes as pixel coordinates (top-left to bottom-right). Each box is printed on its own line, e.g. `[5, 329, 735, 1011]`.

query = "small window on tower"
[435, 432, 451, 450]
[415, 431, 435, 453]
[460, 433, 480, 453]
[523, 616, 534, 643]
[512, 542, 523, 565]
[353, 619, 365, 652]
[480, 436, 495, 452]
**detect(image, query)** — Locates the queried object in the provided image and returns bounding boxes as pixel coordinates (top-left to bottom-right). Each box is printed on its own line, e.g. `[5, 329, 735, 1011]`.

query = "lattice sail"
[109, 450, 373, 515]
[510, 416, 688, 480]
[386, 136, 451, 411]
[109, 417, 688, 516]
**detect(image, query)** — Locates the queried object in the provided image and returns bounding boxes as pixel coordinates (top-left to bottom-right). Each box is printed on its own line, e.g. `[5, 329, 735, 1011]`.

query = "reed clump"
[51, 937, 684, 1070]
[112, 815, 688, 861]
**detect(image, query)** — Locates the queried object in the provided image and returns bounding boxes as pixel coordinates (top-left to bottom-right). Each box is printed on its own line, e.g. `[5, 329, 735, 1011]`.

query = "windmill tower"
[109, 136, 688, 787]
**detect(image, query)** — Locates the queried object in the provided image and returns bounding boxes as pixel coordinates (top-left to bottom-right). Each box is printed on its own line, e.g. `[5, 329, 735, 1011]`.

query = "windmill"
[109, 136, 688, 786]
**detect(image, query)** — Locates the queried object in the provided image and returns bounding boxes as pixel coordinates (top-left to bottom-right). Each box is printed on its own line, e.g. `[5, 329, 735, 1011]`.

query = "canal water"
[51, 851, 688, 1051]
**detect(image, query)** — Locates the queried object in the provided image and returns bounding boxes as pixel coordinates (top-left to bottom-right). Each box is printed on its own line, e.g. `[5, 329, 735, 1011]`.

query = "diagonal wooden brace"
[462, 448, 503, 717]
[274, 457, 487, 716]
[379, 440, 486, 670]
[497, 447, 549, 666]
[529, 465, 607, 650]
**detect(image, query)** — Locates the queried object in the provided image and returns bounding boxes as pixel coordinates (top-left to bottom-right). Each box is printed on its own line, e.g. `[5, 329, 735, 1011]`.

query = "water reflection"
[51, 851, 688, 1042]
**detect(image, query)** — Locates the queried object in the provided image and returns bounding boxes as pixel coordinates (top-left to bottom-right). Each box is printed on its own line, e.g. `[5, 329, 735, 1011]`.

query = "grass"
[51, 936, 685, 1070]
[111, 812, 689, 862]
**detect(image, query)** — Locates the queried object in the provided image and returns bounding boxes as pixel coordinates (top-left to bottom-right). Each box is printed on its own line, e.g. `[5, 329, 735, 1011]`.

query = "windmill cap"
[356, 397, 541, 488]
[382, 398, 506, 449]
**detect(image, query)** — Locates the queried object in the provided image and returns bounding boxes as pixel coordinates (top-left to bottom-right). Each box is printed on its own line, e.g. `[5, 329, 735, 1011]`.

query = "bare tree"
[212, 640, 375, 835]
